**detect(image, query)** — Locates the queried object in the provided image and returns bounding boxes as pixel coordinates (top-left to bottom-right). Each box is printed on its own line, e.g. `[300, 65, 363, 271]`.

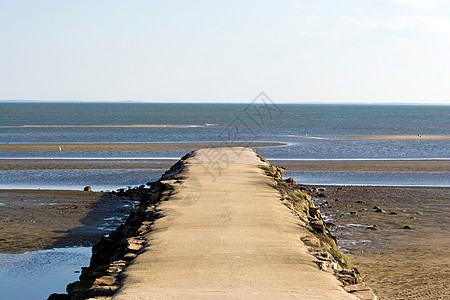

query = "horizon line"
[0, 99, 449, 105]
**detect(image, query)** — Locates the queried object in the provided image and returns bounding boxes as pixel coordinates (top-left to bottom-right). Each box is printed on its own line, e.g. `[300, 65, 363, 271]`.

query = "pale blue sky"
[1, 0, 449, 103]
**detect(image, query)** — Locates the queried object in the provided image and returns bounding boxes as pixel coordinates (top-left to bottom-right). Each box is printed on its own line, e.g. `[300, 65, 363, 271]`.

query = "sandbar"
[2, 158, 449, 172]
[339, 135, 450, 140]
[0, 141, 284, 151]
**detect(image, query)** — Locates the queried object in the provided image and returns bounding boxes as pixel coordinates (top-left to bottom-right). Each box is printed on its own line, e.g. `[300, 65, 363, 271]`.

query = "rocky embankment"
[49, 151, 376, 300]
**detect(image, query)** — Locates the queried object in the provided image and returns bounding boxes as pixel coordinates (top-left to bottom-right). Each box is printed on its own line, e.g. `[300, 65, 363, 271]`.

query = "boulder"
[47, 294, 69, 300]
[310, 220, 325, 233]
[84, 186, 92, 192]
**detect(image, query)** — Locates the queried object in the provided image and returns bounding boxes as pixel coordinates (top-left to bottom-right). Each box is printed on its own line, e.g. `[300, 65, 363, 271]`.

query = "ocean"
[1, 102, 449, 188]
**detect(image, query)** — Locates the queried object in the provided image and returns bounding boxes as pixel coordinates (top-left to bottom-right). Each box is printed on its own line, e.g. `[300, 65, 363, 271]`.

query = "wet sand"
[304, 135, 450, 140]
[0, 190, 131, 254]
[308, 185, 450, 300]
[0, 159, 178, 170]
[343, 135, 450, 140]
[0, 141, 284, 151]
[271, 159, 450, 172]
[2, 158, 449, 172]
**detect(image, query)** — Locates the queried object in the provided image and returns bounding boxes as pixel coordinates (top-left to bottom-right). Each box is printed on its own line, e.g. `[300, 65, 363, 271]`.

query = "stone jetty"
[58, 147, 376, 300]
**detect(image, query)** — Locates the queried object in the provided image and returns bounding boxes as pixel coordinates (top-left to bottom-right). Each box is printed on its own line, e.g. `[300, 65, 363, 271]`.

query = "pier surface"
[113, 147, 356, 299]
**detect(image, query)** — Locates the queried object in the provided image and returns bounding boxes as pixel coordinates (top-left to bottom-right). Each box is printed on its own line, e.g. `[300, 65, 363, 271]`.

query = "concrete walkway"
[113, 147, 356, 299]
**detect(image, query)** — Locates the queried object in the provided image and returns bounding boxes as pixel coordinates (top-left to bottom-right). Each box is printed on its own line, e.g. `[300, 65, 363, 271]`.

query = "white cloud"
[342, 15, 450, 36]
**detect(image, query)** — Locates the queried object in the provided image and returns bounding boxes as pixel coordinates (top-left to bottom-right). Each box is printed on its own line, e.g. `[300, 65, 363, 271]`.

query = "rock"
[127, 237, 145, 252]
[86, 285, 118, 297]
[93, 276, 117, 286]
[344, 283, 371, 293]
[373, 206, 381, 210]
[366, 225, 377, 230]
[84, 186, 92, 192]
[403, 225, 413, 230]
[336, 274, 357, 285]
[124, 253, 137, 261]
[317, 260, 339, 271]
[160, 179, 177, 186]
[47, 294, 69, 300]
[315, 251, 331, 261]
[389, 212, 398, 215]
[310, 220, 325, 233]
[416, 211, 423, 215]
[374, 208, 385, 213]
[284, 177, 297, 185]
[301, 236, 321, 248]
[355, 200, 365, 204]
[352, 290, 378, 300]
[317, 192, 326, 197]
[309, 207, 321, 219]
[349, 211, 357, 215]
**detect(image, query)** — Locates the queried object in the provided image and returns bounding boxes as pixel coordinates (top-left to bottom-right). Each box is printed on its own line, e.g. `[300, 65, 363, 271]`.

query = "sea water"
[1, 102, 449, 186]
[0, 247, 91, 300]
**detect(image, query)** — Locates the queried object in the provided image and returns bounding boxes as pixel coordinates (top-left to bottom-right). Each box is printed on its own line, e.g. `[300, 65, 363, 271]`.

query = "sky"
[1, 0, 449, 104]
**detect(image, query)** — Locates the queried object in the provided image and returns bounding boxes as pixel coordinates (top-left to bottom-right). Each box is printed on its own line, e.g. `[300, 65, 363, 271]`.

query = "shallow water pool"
[0, 247, 91, 300]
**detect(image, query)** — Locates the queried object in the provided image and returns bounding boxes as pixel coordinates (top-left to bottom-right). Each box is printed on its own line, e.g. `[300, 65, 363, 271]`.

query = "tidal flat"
[308, 185, 450, 300]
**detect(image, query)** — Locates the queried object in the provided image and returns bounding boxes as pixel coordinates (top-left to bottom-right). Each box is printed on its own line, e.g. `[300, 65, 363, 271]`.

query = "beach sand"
[308, 185, 450, 300]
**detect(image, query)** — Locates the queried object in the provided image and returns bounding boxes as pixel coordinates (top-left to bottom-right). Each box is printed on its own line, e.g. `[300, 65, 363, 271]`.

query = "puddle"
[0, 247, 91, 300]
